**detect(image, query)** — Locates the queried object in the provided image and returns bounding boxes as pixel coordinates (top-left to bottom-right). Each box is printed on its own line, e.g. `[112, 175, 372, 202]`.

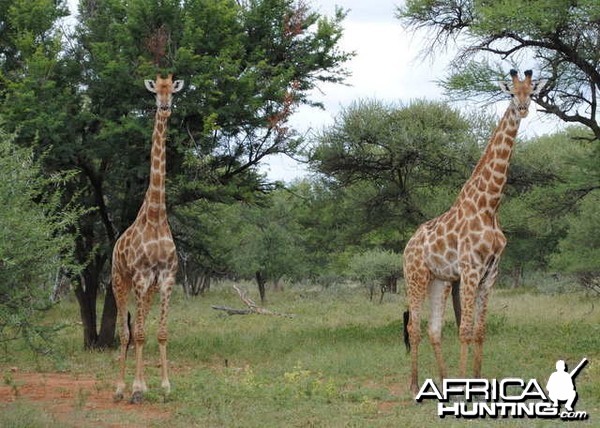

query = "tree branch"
[211, 285, 294, 318]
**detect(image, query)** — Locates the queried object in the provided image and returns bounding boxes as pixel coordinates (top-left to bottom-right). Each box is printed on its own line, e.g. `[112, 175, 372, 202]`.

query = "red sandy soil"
[0, 368, 171, 427]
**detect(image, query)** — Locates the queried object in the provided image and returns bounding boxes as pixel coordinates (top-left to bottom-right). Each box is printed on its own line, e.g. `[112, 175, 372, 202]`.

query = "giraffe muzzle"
[517, 106, 529, 117]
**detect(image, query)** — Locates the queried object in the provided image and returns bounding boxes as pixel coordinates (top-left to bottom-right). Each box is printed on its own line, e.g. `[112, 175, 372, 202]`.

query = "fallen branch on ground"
[211, 285, 295, 318]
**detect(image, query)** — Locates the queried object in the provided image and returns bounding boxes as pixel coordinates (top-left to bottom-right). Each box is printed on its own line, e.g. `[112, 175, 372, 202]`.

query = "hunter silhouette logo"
[416, 357, 589, 420]
[546, 358, 587, 412]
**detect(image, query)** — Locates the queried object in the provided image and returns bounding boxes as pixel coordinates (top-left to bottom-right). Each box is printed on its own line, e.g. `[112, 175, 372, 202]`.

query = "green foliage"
[348, 249, 402, 284]
[551, 191, 600, 277]
[175, 188, 308, 299]
[348, 249, 402, 299]
[309, 99, 482, 251]
[398, 0, 600, 141]
[499, 129, 590, 275]
[0, 130, 79, 353]
[227, 191, 308, 284]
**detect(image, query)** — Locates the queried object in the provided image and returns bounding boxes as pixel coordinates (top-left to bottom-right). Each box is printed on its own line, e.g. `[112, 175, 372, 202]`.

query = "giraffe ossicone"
[111, 73, 183, 404]
[402, 70, 546, 394]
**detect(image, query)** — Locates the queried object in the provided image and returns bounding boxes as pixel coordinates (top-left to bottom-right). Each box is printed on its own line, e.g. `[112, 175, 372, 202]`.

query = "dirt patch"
[0, 369, 171, 427]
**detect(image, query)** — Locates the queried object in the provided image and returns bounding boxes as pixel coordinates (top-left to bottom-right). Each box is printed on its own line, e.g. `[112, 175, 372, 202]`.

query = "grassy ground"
[1, 282, 599, 427]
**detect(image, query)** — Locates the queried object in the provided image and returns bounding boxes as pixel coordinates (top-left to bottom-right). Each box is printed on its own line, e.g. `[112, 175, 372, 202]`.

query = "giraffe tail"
[403, 310, 410, 352]
[126, 311, 133, 357]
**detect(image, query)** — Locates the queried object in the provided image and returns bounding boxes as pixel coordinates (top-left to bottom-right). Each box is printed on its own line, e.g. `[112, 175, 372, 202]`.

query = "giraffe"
[112, 73, 184, 403]
[402, 69, 546, 394]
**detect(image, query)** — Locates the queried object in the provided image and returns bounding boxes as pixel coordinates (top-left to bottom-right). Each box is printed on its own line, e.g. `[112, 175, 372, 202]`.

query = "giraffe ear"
[498, 81, 513, 94]
[144, 80, 157, 93]
[531, 79, 547, 96]
[172, 80, 184, 93]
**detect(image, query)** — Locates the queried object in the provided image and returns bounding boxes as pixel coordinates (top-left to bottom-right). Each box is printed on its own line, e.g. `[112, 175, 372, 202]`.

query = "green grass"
[1, 282, 599, 427]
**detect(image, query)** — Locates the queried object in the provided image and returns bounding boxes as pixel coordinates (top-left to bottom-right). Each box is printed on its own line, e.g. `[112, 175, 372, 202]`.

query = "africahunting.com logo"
[416, 358, 589, 421]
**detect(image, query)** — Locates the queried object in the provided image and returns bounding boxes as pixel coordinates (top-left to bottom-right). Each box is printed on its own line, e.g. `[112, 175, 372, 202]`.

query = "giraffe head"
[144, 73, 184, 116]
[498, 69, 546, 118]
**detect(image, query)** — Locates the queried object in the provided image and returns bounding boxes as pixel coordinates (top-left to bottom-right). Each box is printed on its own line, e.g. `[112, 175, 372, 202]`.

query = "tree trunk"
[73, 231, 117, 349]
[192, 271, 211, 296]
[74, 159, 118, 349]
[97, 284, 118, 348]
[256, 271, 267, 304]
[388, 276, 398, 294]
[74, 268, 99, 349]
[511, 265, 523, 288]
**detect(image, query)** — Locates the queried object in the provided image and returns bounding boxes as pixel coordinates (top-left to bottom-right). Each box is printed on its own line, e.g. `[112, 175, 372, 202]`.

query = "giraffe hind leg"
[405, 269, 430, 394]
[428, 280, 452, 381]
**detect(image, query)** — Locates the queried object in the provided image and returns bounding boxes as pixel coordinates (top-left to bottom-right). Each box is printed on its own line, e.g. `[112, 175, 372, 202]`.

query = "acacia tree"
[499, 128, 593, 285]
[1, 0, 352, 349]
[349, 249, 403, 302]
[309, 99, 483, 250]
[397, 0, 600, 140]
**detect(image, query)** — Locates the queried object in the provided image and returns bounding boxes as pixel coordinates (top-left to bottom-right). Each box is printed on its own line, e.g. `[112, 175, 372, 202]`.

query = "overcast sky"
[66, 0, 564, 182]
[268, 0, 450, 181]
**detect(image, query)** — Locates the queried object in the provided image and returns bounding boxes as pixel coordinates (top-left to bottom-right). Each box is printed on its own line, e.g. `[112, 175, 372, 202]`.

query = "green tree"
[551, 190, 600, 293]
[1, 0, 352, 348]
[397, 0, 600, 140]
[348, 249, 402, 302]
[309, 99, 483, 250]
[0, 130, 78, 353]
[282, 179, 354, 281]
[226, 191, 307, 303]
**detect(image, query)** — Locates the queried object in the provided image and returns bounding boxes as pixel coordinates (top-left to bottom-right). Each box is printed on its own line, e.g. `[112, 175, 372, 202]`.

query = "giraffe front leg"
[472, 260, 499, 378]
[472, 288, 490, 378]
[158, 274, 175, 395]
[131, 283, 151, 404]
[458, 269, 478, 378]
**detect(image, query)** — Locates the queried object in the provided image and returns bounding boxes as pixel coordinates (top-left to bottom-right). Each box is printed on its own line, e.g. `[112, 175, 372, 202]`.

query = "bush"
[348, 249, 403, 301]
[0, 131, 79, 353]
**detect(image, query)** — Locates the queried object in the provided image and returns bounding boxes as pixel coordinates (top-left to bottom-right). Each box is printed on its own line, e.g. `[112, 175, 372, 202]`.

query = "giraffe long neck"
[143, 111, 169, 224]
[455, 104, 521, 214]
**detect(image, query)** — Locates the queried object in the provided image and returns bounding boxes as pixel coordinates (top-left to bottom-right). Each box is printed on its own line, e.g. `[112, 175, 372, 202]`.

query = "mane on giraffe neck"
[454, 102, 522, 214]
[140, 110, 170, 225]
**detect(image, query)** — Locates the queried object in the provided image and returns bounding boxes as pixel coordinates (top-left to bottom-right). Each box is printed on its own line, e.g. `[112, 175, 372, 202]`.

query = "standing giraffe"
[402, 70, 546, 393]
[112, 73, 183, 403]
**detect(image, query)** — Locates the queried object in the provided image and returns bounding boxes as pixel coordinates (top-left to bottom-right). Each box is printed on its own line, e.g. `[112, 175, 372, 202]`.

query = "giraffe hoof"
[113, 392, 124, 402]
[130, 390, 144, 404]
